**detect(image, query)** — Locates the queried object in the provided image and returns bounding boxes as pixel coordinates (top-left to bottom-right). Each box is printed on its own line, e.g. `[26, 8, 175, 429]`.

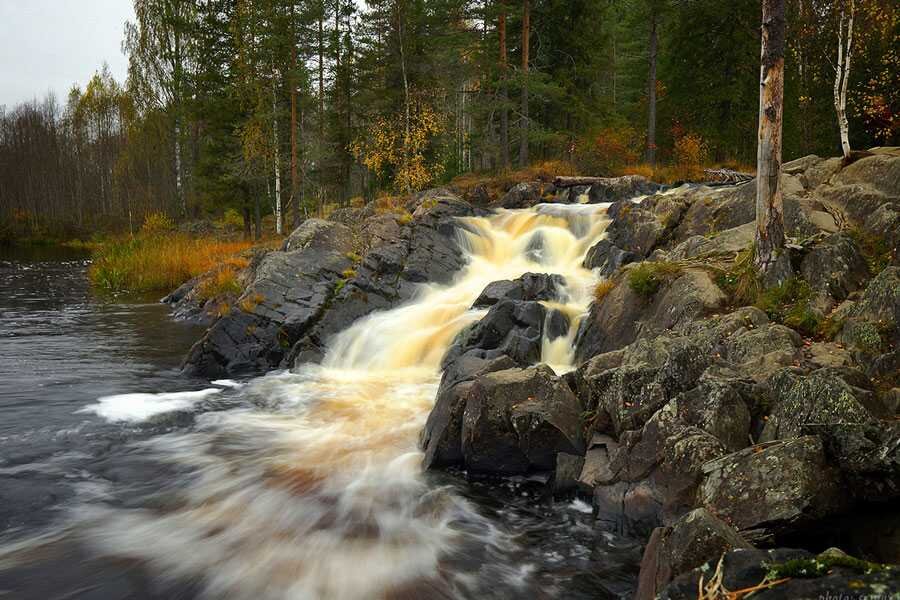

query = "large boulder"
[289, 194, 481, 365]
[813, 421, 900, 503]
[586, 175, 661, 204]
[498, 182, 543, 208]
[442, 298, 547, 369]
[472, 272, 566, 308]
[699, 436, 845, 543]
[590, 377, 751, 533]
[582, 239, 640, 276]
[574, 266, 726, 363]
[182, 220, 355, 377]
[635, 508, 752, 600]
[422, 365, 585, 474]
[761, 367, 885, 442]
[800, 232, 870, 313]
[835, 267, 900, 357]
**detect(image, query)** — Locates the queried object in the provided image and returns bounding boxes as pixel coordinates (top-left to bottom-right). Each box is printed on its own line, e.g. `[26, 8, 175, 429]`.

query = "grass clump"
[849, 228, 892, 274]
[594, 280, 616, 304]
[714, 248, 760, 306]
[755, 277, 821, 336]
[196, 266, 243, 301]
[341, 268, 357, 279]
[90, 234, 252, 293]
[627, 261, 683, 298]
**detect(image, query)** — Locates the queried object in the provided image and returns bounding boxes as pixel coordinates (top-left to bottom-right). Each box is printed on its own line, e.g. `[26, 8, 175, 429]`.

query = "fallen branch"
[703, 168, 754, 184]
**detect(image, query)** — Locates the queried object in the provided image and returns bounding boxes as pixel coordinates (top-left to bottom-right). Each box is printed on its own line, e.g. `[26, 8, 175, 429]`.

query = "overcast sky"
[0, 0, 134, 108]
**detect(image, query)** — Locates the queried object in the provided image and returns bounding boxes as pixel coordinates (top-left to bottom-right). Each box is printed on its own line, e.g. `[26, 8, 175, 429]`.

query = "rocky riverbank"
[166, 148, 900, 597]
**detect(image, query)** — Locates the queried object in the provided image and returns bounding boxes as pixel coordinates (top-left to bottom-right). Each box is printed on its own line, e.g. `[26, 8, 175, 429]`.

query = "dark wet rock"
[472, 273, 566, 308]
[699, 436, 845, 543]
[811, 421, 900, 502]
[420, 354, 518, 469]
[498, 182, 542, 208]
[577, 434, 619, 489]
[635, 508, 752, 600]
[800, 232, 869, 313]
[443, 299, 547, 370]
[586, 175, 661, 204]
[423, 365, 585, 474]
[589, 376, 751, 533]
[553, 452, 586, 493]
[761, 367, 884, 442]
[660, 547, 900, 600]
[289, 195, 480, 366]
[582, 239, 640, 276]
[183, 220, 355, 377]
[574, 267, 725, 363]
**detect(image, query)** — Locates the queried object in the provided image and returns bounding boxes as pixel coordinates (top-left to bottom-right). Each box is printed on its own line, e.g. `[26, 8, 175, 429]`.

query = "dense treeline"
[1, 0, 897, 239]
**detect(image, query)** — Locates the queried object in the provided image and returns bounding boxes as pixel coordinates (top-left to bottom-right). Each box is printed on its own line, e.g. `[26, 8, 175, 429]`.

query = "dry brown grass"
[593, 280, 616, 304]
[90, 233, 253, 293]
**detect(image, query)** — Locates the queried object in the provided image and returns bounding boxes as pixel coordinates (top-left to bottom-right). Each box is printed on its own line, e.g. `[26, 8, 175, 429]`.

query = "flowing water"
[0, 205, 642, 599]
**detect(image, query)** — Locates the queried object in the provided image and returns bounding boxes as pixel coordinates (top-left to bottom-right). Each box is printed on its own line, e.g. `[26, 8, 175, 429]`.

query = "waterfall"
[65, 203, 613, 599]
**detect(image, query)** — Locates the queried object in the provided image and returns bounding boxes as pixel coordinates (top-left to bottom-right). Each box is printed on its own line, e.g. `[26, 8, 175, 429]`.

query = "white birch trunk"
[833, 0, 854, 159]
[273, 74, 283, 235]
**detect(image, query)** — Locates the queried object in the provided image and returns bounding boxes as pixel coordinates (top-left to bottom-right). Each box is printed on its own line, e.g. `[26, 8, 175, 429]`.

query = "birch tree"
[124, 0, 195, 216]
[833, 0, 855, 158]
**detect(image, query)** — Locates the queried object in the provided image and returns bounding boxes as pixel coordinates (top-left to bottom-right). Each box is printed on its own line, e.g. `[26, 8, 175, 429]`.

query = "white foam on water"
[78, 388, 221, 422]
[62, 202, 616, 598]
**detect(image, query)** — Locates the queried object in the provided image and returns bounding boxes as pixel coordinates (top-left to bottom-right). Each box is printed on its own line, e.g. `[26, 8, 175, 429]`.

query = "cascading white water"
[51, 203, 613, 599]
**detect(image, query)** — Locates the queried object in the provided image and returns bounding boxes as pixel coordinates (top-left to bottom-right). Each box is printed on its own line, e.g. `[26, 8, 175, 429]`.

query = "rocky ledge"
[167, 148, 900, 596]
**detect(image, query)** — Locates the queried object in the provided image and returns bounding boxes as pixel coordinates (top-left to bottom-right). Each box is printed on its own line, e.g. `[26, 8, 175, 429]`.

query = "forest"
[0, 0, 896, 240]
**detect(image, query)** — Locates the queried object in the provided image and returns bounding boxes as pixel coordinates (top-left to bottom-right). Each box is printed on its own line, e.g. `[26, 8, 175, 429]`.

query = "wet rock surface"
[422, 364, 585, 474]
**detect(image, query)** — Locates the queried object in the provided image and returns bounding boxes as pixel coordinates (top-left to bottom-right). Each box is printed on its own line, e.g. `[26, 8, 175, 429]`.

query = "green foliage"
[627, 261, 683, 298]
[755, 277, 821, 336]
[850, 228, 893, 275]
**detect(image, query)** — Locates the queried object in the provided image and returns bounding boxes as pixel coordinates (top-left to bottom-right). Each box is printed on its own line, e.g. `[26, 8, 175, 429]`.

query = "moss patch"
[627, 261, 683, 298]
[765, 553, 892, 580]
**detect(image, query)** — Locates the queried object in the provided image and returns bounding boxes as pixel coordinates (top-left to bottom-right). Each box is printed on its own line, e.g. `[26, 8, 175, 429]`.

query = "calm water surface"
[0, 246, 641, 600]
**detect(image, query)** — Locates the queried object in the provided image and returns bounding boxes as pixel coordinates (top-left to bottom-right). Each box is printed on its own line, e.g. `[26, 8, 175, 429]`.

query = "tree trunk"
[254, 193, 262, 241]
[242, 206, 252, 241]
[174, 118, 184, 216]
[518, 0, 530, 168]
[318, 3, 325, 141]
[754, 0, 787, 279]
[645, 11, 658, 166]
[290, 4, 301, 230]
[398, 4, 412, 194]
[833, 0, 854, 159]
[498, 1, 509, 169]
[272, 75, 283, 236]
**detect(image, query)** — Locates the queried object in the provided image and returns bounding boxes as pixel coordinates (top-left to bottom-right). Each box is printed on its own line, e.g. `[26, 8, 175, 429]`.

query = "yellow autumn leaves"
[352, 98, 445, 193]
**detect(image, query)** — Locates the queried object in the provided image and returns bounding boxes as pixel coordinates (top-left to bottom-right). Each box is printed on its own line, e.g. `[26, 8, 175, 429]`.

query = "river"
[0, 205, 642, 599]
